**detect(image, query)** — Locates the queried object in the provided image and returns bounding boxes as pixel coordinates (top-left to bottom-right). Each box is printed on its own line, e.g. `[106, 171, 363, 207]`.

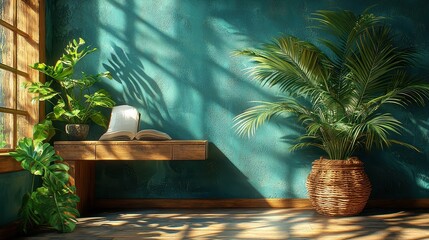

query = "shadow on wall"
[101, 44, 206, 140]
[103, 45, 172, 129]
[95, 143, 266, 199]
[364, 105, 429, 199]
[99, 43, 266, 199]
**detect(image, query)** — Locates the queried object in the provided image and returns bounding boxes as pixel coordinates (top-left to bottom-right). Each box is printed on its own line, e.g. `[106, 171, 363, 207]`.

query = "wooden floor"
[18, 208, 429, 240]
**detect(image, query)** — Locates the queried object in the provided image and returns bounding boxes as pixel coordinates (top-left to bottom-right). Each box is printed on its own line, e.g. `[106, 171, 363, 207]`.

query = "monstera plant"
[10, 120, 79, 233]
[234, 9, 429, 216]
[26, 38, 115, 140]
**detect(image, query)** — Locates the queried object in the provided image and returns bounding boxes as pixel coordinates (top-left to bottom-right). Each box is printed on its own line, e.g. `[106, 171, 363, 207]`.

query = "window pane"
[0, 0, 14, 25]
[17, 114, 33, 140]
[0, 68, 15, 108]
[0, 112, 13, 149]
[0, 25, 15, 67]
[18, 0, 39, 42]
[17, 34, 39, 73]
[18, 75, 38, 115]
[0, 0, 41, 155]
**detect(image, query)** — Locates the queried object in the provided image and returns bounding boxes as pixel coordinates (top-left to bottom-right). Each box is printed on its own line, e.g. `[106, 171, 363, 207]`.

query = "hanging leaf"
[9, 128, 80, 233]
[33, 120, 56, 145]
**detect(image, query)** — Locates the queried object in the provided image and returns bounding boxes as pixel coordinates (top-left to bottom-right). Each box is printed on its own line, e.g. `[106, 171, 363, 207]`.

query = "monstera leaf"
[10, 121, 80, 233]
[32, 120, 56, 144]
[19, 192, 45, 233]
[34, 186, 79, 233]
[10, 139, 59, 176]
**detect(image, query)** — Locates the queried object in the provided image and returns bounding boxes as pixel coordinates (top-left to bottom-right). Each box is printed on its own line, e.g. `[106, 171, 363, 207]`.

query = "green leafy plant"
[0, 124, 7, 148]
[9, 120, 79, 233]
[234, 9, 429, 160]
[26, 38, 115, 128]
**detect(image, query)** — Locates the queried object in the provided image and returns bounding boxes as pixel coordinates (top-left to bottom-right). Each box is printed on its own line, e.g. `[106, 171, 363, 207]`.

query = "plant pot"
[65, 124, 90, 140]
[306, 157, 371, 216]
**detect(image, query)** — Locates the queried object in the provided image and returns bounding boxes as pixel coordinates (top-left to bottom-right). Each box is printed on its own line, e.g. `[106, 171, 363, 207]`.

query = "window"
[0, 0, 44, 171]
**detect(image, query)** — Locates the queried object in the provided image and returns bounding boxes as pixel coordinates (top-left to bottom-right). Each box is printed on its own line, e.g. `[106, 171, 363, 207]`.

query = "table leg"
[67, 160, 95, 216]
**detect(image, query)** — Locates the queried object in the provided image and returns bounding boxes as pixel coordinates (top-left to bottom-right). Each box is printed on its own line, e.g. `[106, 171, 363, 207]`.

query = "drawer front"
[96, 144, 172, 160]
[54, 144, 96, 160]
[173, 144, 207, 160]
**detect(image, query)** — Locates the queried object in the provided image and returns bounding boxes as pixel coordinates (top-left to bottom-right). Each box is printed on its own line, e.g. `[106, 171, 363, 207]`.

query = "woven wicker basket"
[306, 157, 372, 216]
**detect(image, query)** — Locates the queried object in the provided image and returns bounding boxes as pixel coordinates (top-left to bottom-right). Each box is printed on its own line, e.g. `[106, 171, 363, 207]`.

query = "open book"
[99, 105, 172, 141]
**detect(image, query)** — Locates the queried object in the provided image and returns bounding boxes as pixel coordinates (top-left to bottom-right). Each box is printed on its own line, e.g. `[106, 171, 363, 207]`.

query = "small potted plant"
[26, 38, 115, 140]
[234, 9, 429, 216]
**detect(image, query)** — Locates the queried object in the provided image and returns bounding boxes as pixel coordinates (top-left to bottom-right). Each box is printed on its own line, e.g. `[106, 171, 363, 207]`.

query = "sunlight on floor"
[19, 209, 429, 240]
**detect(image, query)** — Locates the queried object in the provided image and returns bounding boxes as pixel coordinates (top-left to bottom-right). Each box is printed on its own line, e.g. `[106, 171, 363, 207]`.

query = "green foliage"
[0, 124, 7, 148]
[234, 9, 429, 160]
[9, 120, 79, 233]
[26, 38, 115, 128]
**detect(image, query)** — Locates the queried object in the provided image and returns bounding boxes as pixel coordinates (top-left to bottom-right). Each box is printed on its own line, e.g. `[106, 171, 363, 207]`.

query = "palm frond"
[365, 71, 429, 112]
[235, 36, 331, 99]
[313, 9, 385, 59]
[313, 10, 386, 106]
[290, 135, 324, 152]
[353, 113, 404, 151]
[387, 74, 429, 107]
[347, 27, 403, 105]
[233, 100, 309, 137]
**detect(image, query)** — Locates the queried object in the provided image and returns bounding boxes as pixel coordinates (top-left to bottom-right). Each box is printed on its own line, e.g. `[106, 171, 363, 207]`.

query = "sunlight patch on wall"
[416, 173, 429, 190]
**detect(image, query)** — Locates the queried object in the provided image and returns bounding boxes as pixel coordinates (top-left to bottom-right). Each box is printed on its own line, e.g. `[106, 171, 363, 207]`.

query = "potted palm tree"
[234, 9, 429, 216]
[26, 38, 115, 140]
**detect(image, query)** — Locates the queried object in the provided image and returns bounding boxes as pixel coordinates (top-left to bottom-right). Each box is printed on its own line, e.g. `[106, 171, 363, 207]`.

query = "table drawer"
[54, 144, 96, 160]
[95, 144, 172, 160]
[173, 144, 207, 160]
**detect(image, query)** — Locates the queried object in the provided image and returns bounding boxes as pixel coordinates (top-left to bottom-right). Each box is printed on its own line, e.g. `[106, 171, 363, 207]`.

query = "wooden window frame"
[0, 0, 45, 173]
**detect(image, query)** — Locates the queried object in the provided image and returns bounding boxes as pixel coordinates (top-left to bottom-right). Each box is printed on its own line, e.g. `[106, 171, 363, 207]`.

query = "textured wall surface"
[0, 171, 32, 226]
[45, 0, 429, 200]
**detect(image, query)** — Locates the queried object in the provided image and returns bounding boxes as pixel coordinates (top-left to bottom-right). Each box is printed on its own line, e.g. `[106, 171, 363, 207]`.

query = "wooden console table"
[54, 140, 208, 214]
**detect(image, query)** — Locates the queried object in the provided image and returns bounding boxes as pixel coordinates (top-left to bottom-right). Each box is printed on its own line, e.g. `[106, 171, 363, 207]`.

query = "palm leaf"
[235, 36, 331, 99]
[233, 100, 309, 137]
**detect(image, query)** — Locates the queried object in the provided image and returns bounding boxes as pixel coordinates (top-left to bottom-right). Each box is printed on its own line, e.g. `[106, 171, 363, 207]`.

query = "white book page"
[135, 129, 172, 140]
[99, 130, 135, 141]
[105, 105, 139, 134]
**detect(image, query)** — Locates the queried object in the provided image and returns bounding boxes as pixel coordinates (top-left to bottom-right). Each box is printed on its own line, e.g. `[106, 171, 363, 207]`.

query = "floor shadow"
[17, 208, 429, 239]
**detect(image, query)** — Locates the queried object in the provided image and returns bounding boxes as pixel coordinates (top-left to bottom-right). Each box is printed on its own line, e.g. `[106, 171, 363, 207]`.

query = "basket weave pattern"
[306, 157, 372, 216]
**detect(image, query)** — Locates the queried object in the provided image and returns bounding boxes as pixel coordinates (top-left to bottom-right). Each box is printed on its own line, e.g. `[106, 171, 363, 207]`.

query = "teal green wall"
[0, 171, 32, 226]
[46, 0, 429, 200]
